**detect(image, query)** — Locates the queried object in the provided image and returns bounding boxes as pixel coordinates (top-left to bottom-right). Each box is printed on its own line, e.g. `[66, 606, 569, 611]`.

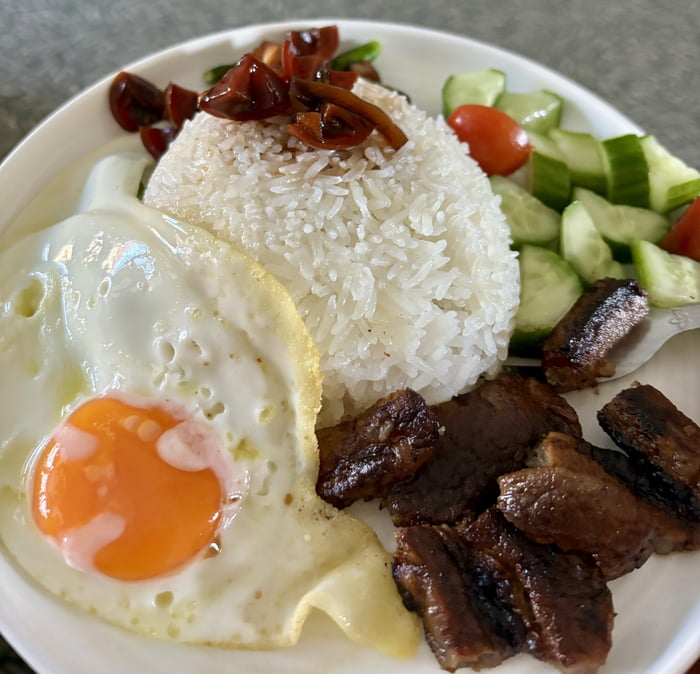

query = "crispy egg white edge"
[0, 152, 419, 657]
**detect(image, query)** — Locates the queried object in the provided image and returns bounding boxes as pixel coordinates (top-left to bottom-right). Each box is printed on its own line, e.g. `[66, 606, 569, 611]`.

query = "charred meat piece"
[316, 389, 439, 508]
[393, 524, 526, 671]
[594, 384, 700, 547]
[463, 509, 614, 674]
[597, 384, 700, 500]
[497, 432, 659, 579]
[563, 442, 692, 555]
[383, 373, 582, 527]
[542, 278, 649, 392]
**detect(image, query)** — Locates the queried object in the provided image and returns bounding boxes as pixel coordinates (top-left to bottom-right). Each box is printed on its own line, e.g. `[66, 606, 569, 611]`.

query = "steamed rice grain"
[144, 79, 519, 426]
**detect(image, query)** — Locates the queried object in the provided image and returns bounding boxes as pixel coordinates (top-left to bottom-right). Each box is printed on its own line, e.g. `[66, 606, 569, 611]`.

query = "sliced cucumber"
[601, 134, 649, 208]
[494, 89, 563, 135]
[549, 129, 607, 195]
[559, 201, 624, 285]
[526, 132, 572, 212]
[573, 186, 670, 262]
[490, 175, 560, 247]
[639, 134, 700, 214]
[441, 69, 506, 118]
[632, 239, 700, 307]
[512, 244, 583, 352]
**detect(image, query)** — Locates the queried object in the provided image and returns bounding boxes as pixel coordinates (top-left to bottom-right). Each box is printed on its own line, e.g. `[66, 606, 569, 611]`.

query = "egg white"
[0, 153, 418, 656]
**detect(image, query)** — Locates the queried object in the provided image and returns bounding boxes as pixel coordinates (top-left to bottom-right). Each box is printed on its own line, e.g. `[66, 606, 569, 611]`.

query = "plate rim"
[0, 17, 697, 674]
[0, 16, 644, 172]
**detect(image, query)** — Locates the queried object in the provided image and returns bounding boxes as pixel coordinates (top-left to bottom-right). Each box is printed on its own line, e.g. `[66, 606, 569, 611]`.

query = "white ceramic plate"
[1, 18, 699, 674]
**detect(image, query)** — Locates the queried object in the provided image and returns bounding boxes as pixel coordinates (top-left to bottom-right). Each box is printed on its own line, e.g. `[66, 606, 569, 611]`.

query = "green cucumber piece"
[559, 201, 624, 285]
[549, 129, 607, 195]
[601, 134, 649, 208]
[512, 244, 583, 352]
[441, 69, 506, 118]
[494, 89, 564, 134]
[527, 132, 572, 212]
[639, 135, 700, 214]
[573, 187, 670, 262]
[490, 175, 560, 247]
[632, 239, 700, 307]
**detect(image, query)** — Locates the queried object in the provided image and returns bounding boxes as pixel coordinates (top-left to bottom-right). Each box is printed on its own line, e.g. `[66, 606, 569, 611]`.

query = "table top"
[1, 0, 699, 673]
[2, 0, 699, 169]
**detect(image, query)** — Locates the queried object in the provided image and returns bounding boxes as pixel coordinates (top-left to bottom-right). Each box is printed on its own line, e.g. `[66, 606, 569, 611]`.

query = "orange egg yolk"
[31, 396, 223, 581]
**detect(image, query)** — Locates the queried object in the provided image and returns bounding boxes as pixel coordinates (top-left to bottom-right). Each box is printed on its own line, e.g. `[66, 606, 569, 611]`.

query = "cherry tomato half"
[447, 104, 532, 176]
[660, 196, 700, 261]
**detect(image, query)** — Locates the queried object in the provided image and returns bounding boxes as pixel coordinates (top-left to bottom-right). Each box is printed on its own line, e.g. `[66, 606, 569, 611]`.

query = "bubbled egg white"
[0, 153, 418, 656]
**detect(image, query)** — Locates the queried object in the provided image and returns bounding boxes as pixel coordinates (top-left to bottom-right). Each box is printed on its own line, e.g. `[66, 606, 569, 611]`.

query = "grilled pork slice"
[595, 384, 700, 548]
[463, 509, 614, 674]
[316, 388, 439, 508]
[497, 432, 659, 579]
[383, 373, 582, 527]
[393, 523, 526, 672]
[542, 278, 649, 392]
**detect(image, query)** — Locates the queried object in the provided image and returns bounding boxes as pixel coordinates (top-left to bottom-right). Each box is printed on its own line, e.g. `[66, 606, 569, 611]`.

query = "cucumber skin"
[602, 134, 650, 208]
[530, 152, 571, 212]
[510, 325, 552, 356]
[640, 134, 700, 214]
[658, 179, 700, 215]
[527, 132, 572, 212]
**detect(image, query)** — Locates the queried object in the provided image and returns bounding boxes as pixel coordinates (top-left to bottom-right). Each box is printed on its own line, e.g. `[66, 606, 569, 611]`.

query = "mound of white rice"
[144, 79, 519, 427]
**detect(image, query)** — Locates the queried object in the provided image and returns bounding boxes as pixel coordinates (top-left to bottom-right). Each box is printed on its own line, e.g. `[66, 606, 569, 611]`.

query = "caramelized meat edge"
[462, 510, 614, 674]
[497, 431, 659, 579]
[316, 388, 439, 508]
[542, 278, 649, 392]
[393, 510, 614, 674]
[384, 373, 581, 527]
[594, 383, 700, 548]
[315, 376, 698, 672]
[393, 523, 525, 672]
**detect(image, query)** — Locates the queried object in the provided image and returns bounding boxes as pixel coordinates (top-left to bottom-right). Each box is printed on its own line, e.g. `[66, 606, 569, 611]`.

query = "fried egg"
[0, 153, 418, 655]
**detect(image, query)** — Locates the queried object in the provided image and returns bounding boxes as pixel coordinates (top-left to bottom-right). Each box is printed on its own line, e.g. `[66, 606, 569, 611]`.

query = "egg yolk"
[31, 396, 224, 581]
